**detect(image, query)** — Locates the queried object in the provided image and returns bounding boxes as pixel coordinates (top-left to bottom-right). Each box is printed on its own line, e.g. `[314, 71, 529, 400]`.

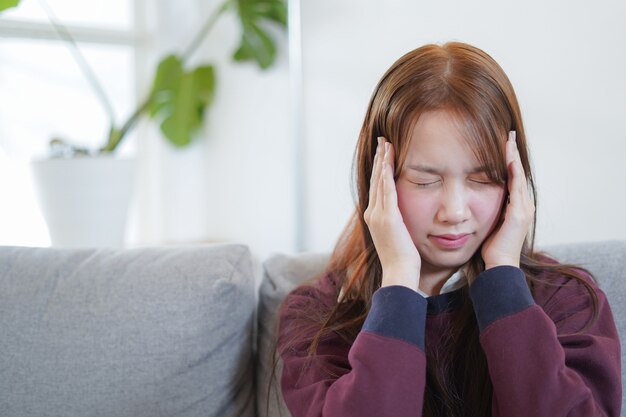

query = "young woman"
[276, 42, 621, 417]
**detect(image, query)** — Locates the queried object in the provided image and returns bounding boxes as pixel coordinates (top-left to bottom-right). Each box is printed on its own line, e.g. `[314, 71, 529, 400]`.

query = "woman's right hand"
[363, 137, 421, 292]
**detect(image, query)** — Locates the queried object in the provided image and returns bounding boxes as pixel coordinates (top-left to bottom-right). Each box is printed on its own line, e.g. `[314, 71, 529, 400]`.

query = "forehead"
[403, 110, 481, 170]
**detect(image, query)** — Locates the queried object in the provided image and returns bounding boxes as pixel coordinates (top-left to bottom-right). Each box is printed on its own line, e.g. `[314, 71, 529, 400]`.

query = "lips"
[429, 233, 472, 249]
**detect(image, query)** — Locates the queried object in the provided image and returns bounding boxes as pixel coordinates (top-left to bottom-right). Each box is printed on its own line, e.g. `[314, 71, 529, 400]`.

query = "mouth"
[429, 233, 472, 249]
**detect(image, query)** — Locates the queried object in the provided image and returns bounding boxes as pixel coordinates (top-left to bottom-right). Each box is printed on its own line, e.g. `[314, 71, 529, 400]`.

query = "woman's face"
[396, 110, 506, 280]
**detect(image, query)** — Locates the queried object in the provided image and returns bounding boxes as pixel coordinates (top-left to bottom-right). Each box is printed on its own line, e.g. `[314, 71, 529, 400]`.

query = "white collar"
[416, 269, 466, 298]
[337, 269, 466, 303]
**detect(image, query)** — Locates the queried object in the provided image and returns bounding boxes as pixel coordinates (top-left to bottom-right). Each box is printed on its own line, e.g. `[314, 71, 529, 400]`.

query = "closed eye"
[411, 181, 440, 188]
[469, 177, 503, 186]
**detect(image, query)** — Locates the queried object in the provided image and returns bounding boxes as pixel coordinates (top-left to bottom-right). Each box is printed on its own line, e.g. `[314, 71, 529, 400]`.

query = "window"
[0, 0, 141, 246]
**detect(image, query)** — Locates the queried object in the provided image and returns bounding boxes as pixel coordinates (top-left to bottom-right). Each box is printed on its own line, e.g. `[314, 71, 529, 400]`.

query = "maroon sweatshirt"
[278, 265, 622, 417]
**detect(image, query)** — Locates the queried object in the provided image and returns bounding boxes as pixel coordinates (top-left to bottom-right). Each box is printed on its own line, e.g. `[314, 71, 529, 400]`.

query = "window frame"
[0, 0, 149, 247]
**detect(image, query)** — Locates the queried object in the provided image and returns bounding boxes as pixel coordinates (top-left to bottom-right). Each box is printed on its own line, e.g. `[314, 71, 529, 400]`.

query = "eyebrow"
[404, 164, 491, 174]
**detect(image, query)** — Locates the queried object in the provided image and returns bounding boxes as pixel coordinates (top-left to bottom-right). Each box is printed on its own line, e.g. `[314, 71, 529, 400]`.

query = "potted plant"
[1, 0, 287, 247]
[0, 0, 17, 12]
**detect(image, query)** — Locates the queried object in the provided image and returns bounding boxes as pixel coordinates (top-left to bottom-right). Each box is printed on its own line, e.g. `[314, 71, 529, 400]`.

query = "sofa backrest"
[0, 241, 622, 416]
[257, 240, 626, 417]
[0, 244, 256, 417]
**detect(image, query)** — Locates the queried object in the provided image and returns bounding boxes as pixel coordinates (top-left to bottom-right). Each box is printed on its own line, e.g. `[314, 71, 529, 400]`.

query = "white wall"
[134, 0, 625, 262]
[299, 0, 626, 253]
[3, 1, 622, 257]
[133, 0, 295, 263]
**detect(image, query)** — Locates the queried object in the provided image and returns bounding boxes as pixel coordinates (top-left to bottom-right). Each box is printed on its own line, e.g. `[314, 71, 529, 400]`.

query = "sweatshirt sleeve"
[278, 284, 428, 417]
[469, 266, 622, 417]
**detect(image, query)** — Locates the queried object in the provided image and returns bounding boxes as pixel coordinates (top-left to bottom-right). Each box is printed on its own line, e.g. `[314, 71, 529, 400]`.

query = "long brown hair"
[271, 42, 599, 417]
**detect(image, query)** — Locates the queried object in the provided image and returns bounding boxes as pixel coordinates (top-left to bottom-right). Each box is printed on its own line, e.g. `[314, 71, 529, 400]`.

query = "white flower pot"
[31, 155, 136, 248]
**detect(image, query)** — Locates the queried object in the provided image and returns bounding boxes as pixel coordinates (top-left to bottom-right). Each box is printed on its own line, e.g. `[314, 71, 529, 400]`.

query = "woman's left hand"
[481, 131, 536, 270]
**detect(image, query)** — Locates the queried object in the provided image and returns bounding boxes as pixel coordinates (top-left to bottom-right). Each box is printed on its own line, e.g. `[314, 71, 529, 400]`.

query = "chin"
[420, 244, 478, 271]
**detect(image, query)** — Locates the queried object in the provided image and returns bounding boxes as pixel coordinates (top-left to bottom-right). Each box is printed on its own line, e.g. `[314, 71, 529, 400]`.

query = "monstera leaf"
[0, 0, 20, 12]
[149, 55, 215, 147]
[233, 0, 287, 69]
[144, 0, 286, 147]
[22, 0, 287, 153]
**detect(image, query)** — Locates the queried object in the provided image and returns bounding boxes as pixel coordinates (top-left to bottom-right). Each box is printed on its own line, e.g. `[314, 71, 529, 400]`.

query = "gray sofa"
[0, 241, 623, 417]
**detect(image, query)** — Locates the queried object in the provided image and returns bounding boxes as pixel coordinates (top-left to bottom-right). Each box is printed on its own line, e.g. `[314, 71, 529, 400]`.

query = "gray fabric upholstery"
[541, 241, 626, 343]
[542, 240, 626, 415]
[257, 241, 626, 417]
[0, 244, 255, 417]
[256, 252, 329, 417]
[1, 241, 622, 416]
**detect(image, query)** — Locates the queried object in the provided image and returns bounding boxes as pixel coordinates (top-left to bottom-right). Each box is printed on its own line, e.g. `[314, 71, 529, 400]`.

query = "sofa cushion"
[0, 244, 255, 417]
[256, 252, 329, 417]
[542, 239, 626, 413]
[257, 240, 626, 417]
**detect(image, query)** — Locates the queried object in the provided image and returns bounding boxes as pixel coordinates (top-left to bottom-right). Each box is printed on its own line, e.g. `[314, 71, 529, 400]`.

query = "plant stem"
[182, 0, 233, 63]
[101, 93, 154, 152]
[38, 0, 116, 129]
[103, 0, 234, 153]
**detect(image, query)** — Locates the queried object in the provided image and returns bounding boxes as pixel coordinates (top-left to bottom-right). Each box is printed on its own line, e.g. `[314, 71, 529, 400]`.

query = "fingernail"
[509, 131, 517, 142]
[384, 142, 390, 154]
[377, 136, 383, 145]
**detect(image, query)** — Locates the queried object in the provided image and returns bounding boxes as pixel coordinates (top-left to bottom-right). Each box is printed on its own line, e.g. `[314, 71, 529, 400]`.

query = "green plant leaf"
[237, 0, 287, 27]
[149, 54, 183, 117]
[233, 0, 287, 69]
[233, 21, 276, 69]
[159, 73, 198, 147]
[0, 0, 20, 12]
[193, 65, 216, 109]
[155, 64, 216, 147]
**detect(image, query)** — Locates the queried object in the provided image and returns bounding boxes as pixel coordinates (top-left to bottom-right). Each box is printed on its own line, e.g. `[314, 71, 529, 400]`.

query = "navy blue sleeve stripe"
[469, 265, 535, 331]
[362, 285, 427, 350]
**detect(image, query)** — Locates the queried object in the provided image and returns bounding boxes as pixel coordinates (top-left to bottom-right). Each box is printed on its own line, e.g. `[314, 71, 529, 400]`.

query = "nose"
[436, 182, 471, 224]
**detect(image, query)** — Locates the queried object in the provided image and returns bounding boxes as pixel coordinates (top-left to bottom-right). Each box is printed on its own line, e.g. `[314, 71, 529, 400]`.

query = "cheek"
[396, 184, 438, 234]
[472, 188, 506, 229]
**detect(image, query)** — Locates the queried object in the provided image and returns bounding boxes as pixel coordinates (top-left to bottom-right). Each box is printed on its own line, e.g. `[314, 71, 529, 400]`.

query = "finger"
[382, 141, 398, 208]
[505, 131, 516, 167]
[368, 153, 378, 209]
[506, 132, 533, 215]
[377, 139, 387, 209]
[504, 134, 523, 212]
[386, 140, 396, 175]
[369, 137, 383, 207]
[508, 131, 528, 177]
